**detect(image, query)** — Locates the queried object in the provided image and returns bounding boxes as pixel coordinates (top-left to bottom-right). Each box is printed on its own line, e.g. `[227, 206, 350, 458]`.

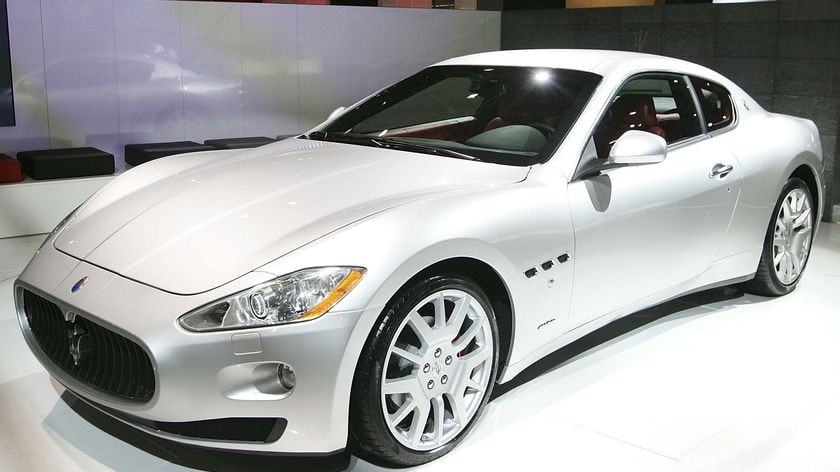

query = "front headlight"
[179, 267, 365, 332]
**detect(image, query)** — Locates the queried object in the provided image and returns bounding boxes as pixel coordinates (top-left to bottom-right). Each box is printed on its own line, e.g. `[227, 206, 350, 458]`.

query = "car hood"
[54, 139, 529, 295]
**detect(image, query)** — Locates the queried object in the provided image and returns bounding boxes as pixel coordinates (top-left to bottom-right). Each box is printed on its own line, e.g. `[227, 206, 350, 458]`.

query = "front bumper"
[14, 241, 363, 454]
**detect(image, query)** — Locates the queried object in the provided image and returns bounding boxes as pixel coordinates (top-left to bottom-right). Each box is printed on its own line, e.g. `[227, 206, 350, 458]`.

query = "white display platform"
[0, 175, 113, 238]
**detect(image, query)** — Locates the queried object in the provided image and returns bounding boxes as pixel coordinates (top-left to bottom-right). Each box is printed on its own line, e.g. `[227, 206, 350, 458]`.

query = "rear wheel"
[743, 178, 814, 296]
[350, 275, 498, 466]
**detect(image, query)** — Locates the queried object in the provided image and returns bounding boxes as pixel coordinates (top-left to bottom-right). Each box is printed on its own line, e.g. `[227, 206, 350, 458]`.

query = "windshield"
[314, 65, 601, 166]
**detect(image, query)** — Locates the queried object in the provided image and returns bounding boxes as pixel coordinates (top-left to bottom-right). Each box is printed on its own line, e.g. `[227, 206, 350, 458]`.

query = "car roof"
[433, 49, 728, 83]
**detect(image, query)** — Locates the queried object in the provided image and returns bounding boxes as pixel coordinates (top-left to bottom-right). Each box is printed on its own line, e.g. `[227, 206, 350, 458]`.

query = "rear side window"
[690, 77, 735, 132]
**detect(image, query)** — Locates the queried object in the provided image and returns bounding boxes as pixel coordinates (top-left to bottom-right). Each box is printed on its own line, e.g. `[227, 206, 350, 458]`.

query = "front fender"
[256, 175, 575, 426]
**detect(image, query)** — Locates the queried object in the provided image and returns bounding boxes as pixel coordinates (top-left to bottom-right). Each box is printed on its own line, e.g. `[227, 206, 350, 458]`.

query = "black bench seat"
[124, 141, 216, 166]
[17, 147, 115, 180]
[204, 136, 277, 150]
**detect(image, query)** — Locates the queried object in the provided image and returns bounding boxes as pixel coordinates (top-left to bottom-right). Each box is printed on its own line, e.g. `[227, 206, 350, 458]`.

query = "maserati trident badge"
[71, 276, 88, 293]
[67, 323, 91, 367]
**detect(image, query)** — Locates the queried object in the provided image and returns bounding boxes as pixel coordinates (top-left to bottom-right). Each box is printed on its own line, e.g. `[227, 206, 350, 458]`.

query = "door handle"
[709, 163, 734, 179]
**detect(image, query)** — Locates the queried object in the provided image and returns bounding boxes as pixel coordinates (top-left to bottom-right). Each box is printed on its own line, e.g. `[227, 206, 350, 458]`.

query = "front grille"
[22, 289, 155, 402]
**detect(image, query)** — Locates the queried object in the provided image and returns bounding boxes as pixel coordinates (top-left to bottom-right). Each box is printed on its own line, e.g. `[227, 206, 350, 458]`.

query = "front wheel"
[743, 177, 815, 296]
[350, 275, 499, 466]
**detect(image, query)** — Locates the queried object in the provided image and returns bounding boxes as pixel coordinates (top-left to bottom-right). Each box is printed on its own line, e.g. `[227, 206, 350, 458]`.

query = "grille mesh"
[22, 289, 155, 402]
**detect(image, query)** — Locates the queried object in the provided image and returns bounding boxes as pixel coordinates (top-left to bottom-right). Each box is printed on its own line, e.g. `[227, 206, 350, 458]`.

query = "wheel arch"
[395, 257, 515, 381]
[790, 163, 822, 219]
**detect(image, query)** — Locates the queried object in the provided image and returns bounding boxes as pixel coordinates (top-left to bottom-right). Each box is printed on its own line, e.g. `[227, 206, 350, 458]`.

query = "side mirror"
[326, 106, 346, 122]
[608, 130, 667, 165]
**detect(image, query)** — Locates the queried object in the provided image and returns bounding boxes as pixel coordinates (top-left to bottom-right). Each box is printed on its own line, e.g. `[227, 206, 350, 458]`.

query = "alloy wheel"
[380, 289, 494, 451]
[772, 187, 813, 285]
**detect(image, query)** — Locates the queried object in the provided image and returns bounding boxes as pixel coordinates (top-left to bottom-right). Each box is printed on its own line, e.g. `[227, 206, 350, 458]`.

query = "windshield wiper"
[304, 131, 384, 147]
[305, 132, 477, 161]
[374, 138, 477, 161]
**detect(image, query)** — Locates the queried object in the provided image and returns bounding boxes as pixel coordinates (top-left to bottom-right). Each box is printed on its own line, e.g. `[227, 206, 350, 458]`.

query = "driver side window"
[592, 75, 703, 160]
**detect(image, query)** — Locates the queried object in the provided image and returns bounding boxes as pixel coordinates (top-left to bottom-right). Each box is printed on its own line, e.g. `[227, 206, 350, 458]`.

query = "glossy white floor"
[1, 225, 839, 472]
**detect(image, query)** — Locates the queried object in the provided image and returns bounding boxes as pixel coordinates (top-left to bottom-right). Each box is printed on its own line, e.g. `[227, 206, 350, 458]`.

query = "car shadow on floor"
[58, 286, 754, 472]
[490, 285, 752, 399]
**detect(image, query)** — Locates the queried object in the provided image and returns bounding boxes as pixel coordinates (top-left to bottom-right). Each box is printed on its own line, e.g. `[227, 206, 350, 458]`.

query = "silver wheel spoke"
[391, 347, 423, 366]
[781, 253, 791, 279]
[389, 397, 416, 427]
[464, 376, 485, 393]
[432, 395, 445, 445]
[408, 401, 430, 448]
[407, 310, 436, 347]
[794, 207, 811, 227]
[453, 316, 484, 352]
[448, 296, 470, 332]
[461, 343, 492, 372]
[789, 249, 802, 275]
[447, 391, 468, 426]
[782, 199, 793, 222]
[792, 227, 812, 248]
[433, 293, 447, 329]
[383, 375, 420, 396]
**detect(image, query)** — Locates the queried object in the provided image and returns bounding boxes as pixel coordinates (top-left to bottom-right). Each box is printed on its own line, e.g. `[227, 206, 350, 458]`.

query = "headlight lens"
[179, 267, 365, 332]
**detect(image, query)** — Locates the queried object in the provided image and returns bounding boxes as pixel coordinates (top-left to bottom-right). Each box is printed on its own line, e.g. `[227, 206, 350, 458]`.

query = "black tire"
[349, 275, 499, 467]
[742, 177, 814, 296]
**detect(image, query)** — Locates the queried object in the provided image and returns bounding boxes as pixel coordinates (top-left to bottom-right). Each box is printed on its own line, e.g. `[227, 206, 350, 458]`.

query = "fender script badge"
[71, 276, 88, 293]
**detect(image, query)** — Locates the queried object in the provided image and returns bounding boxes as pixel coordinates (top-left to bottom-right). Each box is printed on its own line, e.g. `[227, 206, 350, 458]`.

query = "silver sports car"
[15, 50, 825, 466]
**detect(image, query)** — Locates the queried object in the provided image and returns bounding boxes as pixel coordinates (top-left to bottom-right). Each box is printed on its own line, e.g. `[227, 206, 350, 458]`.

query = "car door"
[565, 73, 742, 329]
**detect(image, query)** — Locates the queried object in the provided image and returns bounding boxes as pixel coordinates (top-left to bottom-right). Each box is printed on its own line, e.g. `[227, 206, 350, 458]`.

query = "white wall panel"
[241, 3, 299, 137]
[114, 0, 185, 158]
[484, 11, 502, 52]
[40, 0, 120, 155]
[297, 5, 402, 129]
[0, 176, 112, 238]
[0, 0, 51, 154]
[0, 0, 500, 159]
[396, 9, 487, 79]
[0, 0, 500, 238]
[179, 2, 244, 143]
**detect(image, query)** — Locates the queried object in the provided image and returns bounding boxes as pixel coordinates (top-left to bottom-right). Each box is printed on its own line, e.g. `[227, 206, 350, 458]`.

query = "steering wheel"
[528, 123, 555, 139]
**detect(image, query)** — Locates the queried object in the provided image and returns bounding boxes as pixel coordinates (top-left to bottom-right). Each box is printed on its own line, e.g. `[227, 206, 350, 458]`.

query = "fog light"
[278, 363, 296, 391]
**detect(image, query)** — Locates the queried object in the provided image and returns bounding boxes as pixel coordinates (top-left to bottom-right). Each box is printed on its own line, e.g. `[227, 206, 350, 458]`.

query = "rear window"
[690, 77, 735, 132]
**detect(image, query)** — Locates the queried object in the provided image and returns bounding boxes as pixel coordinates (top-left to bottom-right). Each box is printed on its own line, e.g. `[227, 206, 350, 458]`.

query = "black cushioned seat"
[276, 134, 298, 140]
[124, 141, 216, 166]
[17, 147, 115, 180]
[204, 136, 277, 150]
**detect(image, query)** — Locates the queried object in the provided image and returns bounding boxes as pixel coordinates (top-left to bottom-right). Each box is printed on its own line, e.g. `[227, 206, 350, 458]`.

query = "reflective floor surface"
[2, 224, 839, 471]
